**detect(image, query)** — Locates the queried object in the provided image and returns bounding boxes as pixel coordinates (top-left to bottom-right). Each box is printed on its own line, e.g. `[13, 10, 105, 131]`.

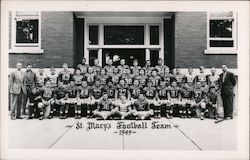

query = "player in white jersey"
[47, 67, 58, 88]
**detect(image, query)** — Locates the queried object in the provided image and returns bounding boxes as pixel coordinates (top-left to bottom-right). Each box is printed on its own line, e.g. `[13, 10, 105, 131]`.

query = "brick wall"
[174, 12, 237, 68]
[9, 11, 74, 68]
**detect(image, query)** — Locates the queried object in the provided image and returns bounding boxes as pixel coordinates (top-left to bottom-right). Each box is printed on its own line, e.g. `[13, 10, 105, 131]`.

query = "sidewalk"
[9, 117, 237, 150]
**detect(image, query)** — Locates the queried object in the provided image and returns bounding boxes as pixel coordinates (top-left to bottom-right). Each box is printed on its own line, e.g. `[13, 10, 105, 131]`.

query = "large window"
[104, 26, 144, 45]
[206, 12, 237, 54]
[10, 11, 43, 53]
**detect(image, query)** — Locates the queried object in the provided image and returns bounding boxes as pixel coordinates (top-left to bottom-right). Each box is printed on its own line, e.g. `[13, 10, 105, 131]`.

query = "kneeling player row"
[27, 91, 219, 120]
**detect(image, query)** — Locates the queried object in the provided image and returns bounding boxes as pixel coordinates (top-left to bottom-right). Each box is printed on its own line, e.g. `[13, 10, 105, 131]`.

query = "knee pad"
[38, 102, 44, 109]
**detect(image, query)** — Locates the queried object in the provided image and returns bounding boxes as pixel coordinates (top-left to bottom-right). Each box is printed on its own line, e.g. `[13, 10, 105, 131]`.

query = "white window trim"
[9, 11, 44, 54]
[205, 12, 237, 55]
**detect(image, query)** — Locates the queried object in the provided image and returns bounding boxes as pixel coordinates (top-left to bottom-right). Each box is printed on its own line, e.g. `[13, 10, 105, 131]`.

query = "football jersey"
[184, 74, 196, 86]
[130, 66, 141, 75]
[196, 73, 208, 85]
[104, 86, 117, 99]
[92, 66, 102, 74]
[143, 66, 154, 76]
[122, 74, 134, 86]
[139, 75, 148, 87]
[157, 86, 169, 100]
[29, 91, 41, 103]
[117, 85, 129, 98]
[160, 73, 173, 87]
[155, 65, 167, 74]
[58, 70, 72, 85]
[37, 74, 47, 88]
[91, 85, 103, 99]
[47, 74, 58, 88]
[55, 87, 67, 100]
[169, 87, 180, 99]
[77, 64, 89, 75]
[85, 73, 96, 86]
[79, 86, 91, 99]
[180, 87, 194, 99]
[173, 74, 184, 86]
[73, 75, 84, 87]
[67, 86, 78, 98]
[148, 76, 161, 87]
[118, 101, 131, 112]
[111, 74, 121, 84]
[130, 85, 142, 99]
[117, 65, 129, 74]
[99, 99, 113, 111]
[96, 75, 109, 85]
[193, 87, 207, 103]
[134, 100, 149, 111]
[143, 87, 157, 100]
[40, 87, 54, 101]
[208, 75, 220, 91]
[104, 65, 115, 76]
[207, 92, 219, 104]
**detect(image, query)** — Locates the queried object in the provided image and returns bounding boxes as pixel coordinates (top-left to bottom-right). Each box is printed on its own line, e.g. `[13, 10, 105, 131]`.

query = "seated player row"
[27, 76, 220, 121]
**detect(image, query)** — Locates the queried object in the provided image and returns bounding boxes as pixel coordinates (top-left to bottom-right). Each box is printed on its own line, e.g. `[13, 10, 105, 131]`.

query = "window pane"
[210, 20, 233, 38]
[104, 26, 144, 45]
[89, 25, 98, 45]
[150, 26, 159, 45]
[209, 12, 233, 18]
[89, 50, 98, 66]
[16, 19, 38, 43]
[210, 40, 233, 47]
[150, 50, 159, 67]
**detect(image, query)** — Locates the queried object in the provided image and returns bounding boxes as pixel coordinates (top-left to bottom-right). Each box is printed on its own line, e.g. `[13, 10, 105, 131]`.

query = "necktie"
[223, 72, 227, 83]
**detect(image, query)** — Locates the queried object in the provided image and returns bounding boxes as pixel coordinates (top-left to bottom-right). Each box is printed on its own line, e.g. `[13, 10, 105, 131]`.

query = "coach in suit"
[9, 63, 26, 119]
[220, 65, 236, 120]
[23, 64, 37, 115]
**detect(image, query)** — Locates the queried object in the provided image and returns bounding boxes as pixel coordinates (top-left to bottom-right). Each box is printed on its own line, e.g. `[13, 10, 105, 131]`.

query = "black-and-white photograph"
[1, 1, 249, 160]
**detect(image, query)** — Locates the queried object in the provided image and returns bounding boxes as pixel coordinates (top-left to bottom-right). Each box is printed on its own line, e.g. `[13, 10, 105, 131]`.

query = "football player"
[196, 66, 208, 89]
[104, 59, 115, 76]
[143, 81, 158, 118]
[96, 69, 109, 86]
[38, 80, 55, 120]
[116, 79, 130, 100]
[112, 95, 134, 120]
[129, 79, 142, 103]
[159, 67, 173, 87]
[208, 67, 220, 92]
[72, 69, 84, 90]
[133, 94, 153, 120]
[54, 84, 67, 119]
[180, 83, 195, 118]
[92, 59, 102, 74]
[143, 60, 154, 76]
[148, 70, 161, 87]
[111, 67, 121, 85]
[104, 80, 117, 100]
[93, 93, 115, 120]
[77, 58, 89, 75]
[58, 63, 72, 86]
[117, 59, 129, 74]
[134, 69, 148, 87]
[65, 81, 78, 119]
[168, 81, 181, 118]
[46, 67, 58, 88]
[78, 81, 92, 118]
[85, 67, 96, 86]
[155, 58, 167, 74]
[173, 68, 184, 87]
[156, 81, 169, 118]
[26, 87, 42, 119]
[184, 67, 196, 88]
[193, 82, 208, 120]
[36, 67, 47, 89]
[130, 59, 141, 75]
[122, 68, 134, 86]
[206, 86, 220, 120]
[90, 80, 104, 117]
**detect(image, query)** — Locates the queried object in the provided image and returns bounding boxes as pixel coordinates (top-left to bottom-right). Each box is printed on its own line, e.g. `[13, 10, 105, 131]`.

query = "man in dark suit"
[220, 65, 236, 120]
[9, 63, 26, 119]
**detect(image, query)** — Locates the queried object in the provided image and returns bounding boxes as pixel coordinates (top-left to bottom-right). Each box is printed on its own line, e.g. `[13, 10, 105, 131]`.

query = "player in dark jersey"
[72, 69, 84, 90]
[156, 81, 170, 118]
[78, 81, 92, 118]
[129, 79, 142, 102]
[184, 67, 196, 88]
[58, 63, 72, 86]
[143, 60, 154, 76]
[148, 70, 161, 87]
[36, 67, 47, 89]
[104, 59, 115, 76]
[173, 68, 185, 87]
[168, 81, 181, 118]
[133, 94, 153, 120]
[196, 66, 208, 89]
[90, 80, 104, 118]
[206, 86, 220, 120]
[180, 83, 195, 118]
[193, 82, 207, 120]
[65, 81, 78, 119]
[116, 79, 130, 99]
[103, 80, 117, 100]
[96, 69, 109, 86]
[111, 67, 121, 85]
[93, 93, 115, 120]
[77, 58, 89, 75]
[26, 87, 42, 119]
[54, 84, 67, 119]
[47, 67, 58, 88]
[159, 67, 173, 87]
[143, 81, 158, 118]
[130, 59, 141, 75]
[85, 67, 96, 86]
[37, 80, 55, 120]
[121, 68, 134, 86]
[117, 59, 129, 74]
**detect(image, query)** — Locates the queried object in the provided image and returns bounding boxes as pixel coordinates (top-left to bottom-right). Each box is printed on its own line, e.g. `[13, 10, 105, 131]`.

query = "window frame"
[9, 11, 44, 54]
[205, 12, 237, 54]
